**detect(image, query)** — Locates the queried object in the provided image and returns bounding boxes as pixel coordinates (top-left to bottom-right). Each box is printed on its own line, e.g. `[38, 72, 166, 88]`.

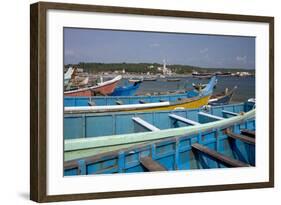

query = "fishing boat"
[64, 101, 255, 166]
[64, 126, 255, 175]
[64, 75, 122, 96]
[65, 95, 211, 114]
[143, 77, 157, 81]
[166, 78, 180, 82]
[209, 86, 237, 106]
[64, 76, 217, 107]
[128, 78, 143, 83]
[64, 67, 75, 85]
[110, 81, 142, 96]
[192, 71, 214, 79]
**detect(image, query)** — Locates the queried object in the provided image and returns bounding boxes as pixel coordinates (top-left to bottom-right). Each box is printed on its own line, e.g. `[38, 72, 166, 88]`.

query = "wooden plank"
[198, 112, 224, 121]
[169, 114, 201, 126]
[132, 117, 160, 131]
[240, 129, 256, 138]
[192, 143, 250, 167]
[226, 130, 255, 145]
[222, 110, 238, 116]
[140, 156, 167, 171]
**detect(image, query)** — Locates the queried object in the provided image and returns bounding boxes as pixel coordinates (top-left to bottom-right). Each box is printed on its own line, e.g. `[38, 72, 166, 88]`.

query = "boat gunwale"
[64, 95, 211, 114]
[64, 102, 245, 117]
[64, 75, 122, 94]
[64, 108, 255, 152]
[64, 118, 255, 168]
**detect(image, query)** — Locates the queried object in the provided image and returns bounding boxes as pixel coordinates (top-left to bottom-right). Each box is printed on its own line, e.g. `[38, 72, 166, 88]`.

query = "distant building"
[162, 60, 172, 75]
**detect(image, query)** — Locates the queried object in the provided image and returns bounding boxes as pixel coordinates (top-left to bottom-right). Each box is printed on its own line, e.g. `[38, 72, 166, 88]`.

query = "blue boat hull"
[64, 119, 255, 175]
[110, 82, 141, 96]
[64, 102, 255, 140]
[64, 76, 217, 106]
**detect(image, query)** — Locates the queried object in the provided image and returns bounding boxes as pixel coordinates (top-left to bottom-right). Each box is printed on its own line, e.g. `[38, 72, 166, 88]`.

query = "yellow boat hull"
[127, 95, 210, 112]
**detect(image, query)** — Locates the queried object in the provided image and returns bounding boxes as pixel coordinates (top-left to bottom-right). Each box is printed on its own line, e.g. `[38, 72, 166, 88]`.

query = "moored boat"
[64, 76, 217, 106]
[64, 75, 122, 96]
[143, 77, 157, 81]
[192, 71, 214, 79]
[64, 67, 75, 85]
[209, 86, 237, 106]
[110, 81, 142, 96]
[64, 101, 255, 164]
[64, 95, 211, 114]
[166, 78, 180, 82]
[64, 125, 255, 175]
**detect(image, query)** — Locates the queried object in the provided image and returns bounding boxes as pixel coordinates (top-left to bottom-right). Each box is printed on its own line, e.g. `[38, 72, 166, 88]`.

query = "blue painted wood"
[64, 76, 217, 106]
[64, 102, 255, 139]
[63, 118, 256, 176]
[110, 81, 142, 96]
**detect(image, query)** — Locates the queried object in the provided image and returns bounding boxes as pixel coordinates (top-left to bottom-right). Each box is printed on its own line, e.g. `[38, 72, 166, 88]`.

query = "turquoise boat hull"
[64, 118, 255, 175]
[110, 81, 141, 96]
[64, 102, 255, 140]
[64, 76, 217, 106]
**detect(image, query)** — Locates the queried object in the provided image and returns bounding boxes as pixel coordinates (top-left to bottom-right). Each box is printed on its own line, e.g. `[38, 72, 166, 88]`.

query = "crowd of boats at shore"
[63, 67, 256, 176]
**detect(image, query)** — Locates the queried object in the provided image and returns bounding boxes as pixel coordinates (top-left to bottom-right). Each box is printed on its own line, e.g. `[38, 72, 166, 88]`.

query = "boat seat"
[132, 117, 160, 131]
[226, 130, 255, 145]
[115, 100, 123, 105]
[169, 114, 201, 126]
[192, 143, 250, 167]
[140, 156, 167, 172]
[198, 112, 224, 122]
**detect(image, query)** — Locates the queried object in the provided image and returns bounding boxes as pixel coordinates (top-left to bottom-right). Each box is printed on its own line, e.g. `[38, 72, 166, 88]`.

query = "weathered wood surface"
[226, 130, 255, 145]
[140, 156, 167, 171]
[192, 143, 250, 167]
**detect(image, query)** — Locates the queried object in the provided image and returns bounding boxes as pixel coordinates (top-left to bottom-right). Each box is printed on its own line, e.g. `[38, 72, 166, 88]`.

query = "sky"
[64, 28, 255, 69]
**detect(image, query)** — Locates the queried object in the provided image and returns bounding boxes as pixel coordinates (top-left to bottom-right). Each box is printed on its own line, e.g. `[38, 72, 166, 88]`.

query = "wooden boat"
[64, 95, 211, 114]
[166, 78, 180, 82]
[209, 86, 237, 106]
[128, 78, 143, 83]
[64, 75, 122, 96]
[64, 127, 255, 175]
[110, 81, 142, 96]
[64, 76, 217, 107]
[143, 77, 157, 81]
[215, 71, 232, 76]
[64, 102, 255, 164]
[64, 67, 75, 85]
[192, 72, 214, 79]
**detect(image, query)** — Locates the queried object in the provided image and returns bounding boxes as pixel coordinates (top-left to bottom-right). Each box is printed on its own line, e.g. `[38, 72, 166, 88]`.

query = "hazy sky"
[64, 28, 255, 69]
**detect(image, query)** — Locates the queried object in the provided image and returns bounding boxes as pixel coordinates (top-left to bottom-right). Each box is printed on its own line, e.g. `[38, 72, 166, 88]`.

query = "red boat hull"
[65, 80, 119, 97]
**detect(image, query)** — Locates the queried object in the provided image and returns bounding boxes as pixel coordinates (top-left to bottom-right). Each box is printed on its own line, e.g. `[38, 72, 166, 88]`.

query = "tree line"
[64, 62, 255, 74]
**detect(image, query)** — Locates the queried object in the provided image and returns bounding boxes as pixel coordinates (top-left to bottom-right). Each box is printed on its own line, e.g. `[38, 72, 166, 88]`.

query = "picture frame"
[30, 1, 274, 202]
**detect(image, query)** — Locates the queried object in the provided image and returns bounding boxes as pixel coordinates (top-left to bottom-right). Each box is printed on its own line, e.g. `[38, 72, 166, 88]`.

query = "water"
[121, 76, 255, 103]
